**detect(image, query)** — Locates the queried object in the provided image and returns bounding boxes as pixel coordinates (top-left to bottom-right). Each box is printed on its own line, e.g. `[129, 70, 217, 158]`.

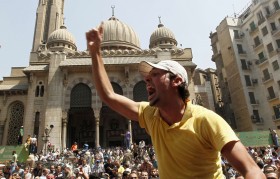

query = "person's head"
[140, 171, 148, 179]
[46, 174, 55, 179]
[82, 159, 88, 165]
[139, 60, 189, 105]
[150, 168, 158, 177]
[49, 165, 55, 173]
[129, 172, 139, 179]
[264, 165, 277, 174]
[56, 165, 62, 172]
[42, 168, 49, 176]
[12, 150, 16, 155]
[265, 171, 278, 179]
[64, 166, 72, 175]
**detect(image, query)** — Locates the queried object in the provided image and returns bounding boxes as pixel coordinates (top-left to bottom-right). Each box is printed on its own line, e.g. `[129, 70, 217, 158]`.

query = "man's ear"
[172, 76, 184, 87]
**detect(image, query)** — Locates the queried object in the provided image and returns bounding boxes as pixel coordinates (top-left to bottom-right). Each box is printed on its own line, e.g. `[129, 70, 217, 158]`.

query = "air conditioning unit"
[252, 79, 258, 84]
[247, 61, 252, 65]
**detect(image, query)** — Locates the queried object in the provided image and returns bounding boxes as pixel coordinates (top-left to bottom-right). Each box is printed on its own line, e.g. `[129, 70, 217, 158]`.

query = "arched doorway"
[100, 82, 127, 147]
[68, 83, 95, 148]
[133, 81, 151, 144]
[7, 102, 24, 145]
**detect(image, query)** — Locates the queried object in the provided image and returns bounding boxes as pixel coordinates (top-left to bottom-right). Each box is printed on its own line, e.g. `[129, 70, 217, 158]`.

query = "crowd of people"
[0, 142, 280, 179]
[0, 141, 159, 179]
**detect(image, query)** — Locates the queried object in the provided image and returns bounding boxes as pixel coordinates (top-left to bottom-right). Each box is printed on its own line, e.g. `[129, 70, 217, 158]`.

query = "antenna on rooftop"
[111, 5, 115, 17]
[232, 3, 237, 17]
[63, 17, 66, 25]
[158, 16, 162, 24]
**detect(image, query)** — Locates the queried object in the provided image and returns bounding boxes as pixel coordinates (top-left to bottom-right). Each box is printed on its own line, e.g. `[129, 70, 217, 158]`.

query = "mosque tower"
[30, 0, 65, 63]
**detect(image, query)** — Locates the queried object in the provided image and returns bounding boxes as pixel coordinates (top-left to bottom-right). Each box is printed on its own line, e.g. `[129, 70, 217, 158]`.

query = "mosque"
[0, 0, 197, 151]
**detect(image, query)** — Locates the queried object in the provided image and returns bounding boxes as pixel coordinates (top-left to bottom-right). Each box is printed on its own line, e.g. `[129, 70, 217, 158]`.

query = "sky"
[0, 0, 251, 80]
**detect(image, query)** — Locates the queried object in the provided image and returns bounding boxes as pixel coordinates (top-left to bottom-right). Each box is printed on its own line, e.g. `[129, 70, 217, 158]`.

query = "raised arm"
[221, 141, 265, 179]
[86, 23, 139, 121]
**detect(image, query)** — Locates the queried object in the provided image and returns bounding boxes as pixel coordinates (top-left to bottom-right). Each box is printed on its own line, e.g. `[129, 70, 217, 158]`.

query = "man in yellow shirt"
[86, 23, 265, 178]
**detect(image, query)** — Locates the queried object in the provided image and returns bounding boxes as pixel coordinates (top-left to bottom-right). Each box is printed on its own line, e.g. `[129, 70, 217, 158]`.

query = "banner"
[0, 145, 28, 163]
[236, 130, 276, 147]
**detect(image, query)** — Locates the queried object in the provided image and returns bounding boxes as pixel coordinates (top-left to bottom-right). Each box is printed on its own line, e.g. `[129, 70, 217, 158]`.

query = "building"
[210, 0, 280, 131]
[0, 0, 198, 151]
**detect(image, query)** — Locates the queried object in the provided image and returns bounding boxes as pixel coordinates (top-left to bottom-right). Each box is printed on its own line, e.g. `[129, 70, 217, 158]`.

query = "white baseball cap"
[139, 60, 188, 83]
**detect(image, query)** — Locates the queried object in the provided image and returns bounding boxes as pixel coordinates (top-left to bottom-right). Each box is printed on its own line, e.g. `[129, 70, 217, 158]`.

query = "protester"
[85, 23, 265, 178]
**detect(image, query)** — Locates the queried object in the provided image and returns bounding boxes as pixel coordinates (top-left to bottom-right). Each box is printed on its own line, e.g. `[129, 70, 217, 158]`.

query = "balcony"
[249, 26, 259, 35]
[262, 73, 274, 83]
[266, 7, 280, 20]
[251, 100, 259, 106]
[255, 57, 268, 66]
[271, 25, 280, 37]
[251, 78, 258, 85]
[267, 94, 279, 101]
[258, 18, 265, 25]
[251, 115, 264, 124]
[234, 33, 244, 40]
[253, 41, 263, 51]
[238, 50, 247, 56]
[272, 115, 280, 121]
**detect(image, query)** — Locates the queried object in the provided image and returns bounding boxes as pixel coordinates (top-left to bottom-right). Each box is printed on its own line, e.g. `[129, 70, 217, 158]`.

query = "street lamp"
[42, 124, 54, 155]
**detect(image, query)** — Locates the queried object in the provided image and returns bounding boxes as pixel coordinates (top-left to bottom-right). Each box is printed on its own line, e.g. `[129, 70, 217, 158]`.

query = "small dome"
[47, 25, 77, 52]
[101, 16, 141, 50]
[149, 23, 177, 49]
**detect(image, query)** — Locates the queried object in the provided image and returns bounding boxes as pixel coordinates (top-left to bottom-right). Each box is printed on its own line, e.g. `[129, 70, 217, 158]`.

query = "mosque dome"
[101, 16, 141, 50]
[149, 22, 177, 49]
[47, 25, 77, 52]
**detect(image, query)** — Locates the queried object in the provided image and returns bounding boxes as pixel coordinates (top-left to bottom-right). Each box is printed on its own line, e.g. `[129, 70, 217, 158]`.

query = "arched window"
[70, 83, 92, 108]
[7, 102, 24, 145]
[133, 81, 148, 102]
[35, 81, 44, 97]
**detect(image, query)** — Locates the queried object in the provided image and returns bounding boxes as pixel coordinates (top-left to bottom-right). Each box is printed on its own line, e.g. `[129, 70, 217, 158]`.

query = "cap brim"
[139, 61, 153, 77]
[139, 61, 167, 77]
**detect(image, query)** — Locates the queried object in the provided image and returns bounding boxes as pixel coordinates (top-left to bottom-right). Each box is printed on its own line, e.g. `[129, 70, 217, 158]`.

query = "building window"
[34, 112, 40, 137]
[276, 39, 280, 48]
[7, 102, 24, 145]
[267, 43, 274, 53]
[254, 36, 261, 47]
[273, 105, 280, 119]
[278, 80, 280, 89]
[258, 52, 265, 60]
[272, 60, 280, 71]
[241, 59, 248, 70]
[261, 26, 269, 36]
[250, 22, 257, 31]
[271, 22, 277, 31]
[253, 110, 261, 122]
[249, 92, 257, 104]
[257, 11, 265, 25]
[245, 75, 252, 86]
[274, 1, 280, 10]
[237, 44, 245, 54]
[263, 68, 270, 81]
[35, 81, 44, 97]
[265, 6, 270, 16]
[267, 86, 276, 99]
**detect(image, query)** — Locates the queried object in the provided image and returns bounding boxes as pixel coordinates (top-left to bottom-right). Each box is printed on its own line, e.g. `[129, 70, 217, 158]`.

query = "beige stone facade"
[210, 0, 280, 131]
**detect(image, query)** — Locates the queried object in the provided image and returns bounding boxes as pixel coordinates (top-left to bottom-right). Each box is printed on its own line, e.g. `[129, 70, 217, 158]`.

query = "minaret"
[30, 0, 65, 63]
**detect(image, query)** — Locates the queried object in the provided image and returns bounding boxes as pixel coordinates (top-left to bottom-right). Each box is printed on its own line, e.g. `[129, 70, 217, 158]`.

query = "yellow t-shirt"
[138, 102, 239, 179]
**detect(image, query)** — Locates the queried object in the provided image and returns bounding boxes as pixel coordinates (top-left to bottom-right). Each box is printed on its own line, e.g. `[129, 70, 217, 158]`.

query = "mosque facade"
[0, 0, 197, 151]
